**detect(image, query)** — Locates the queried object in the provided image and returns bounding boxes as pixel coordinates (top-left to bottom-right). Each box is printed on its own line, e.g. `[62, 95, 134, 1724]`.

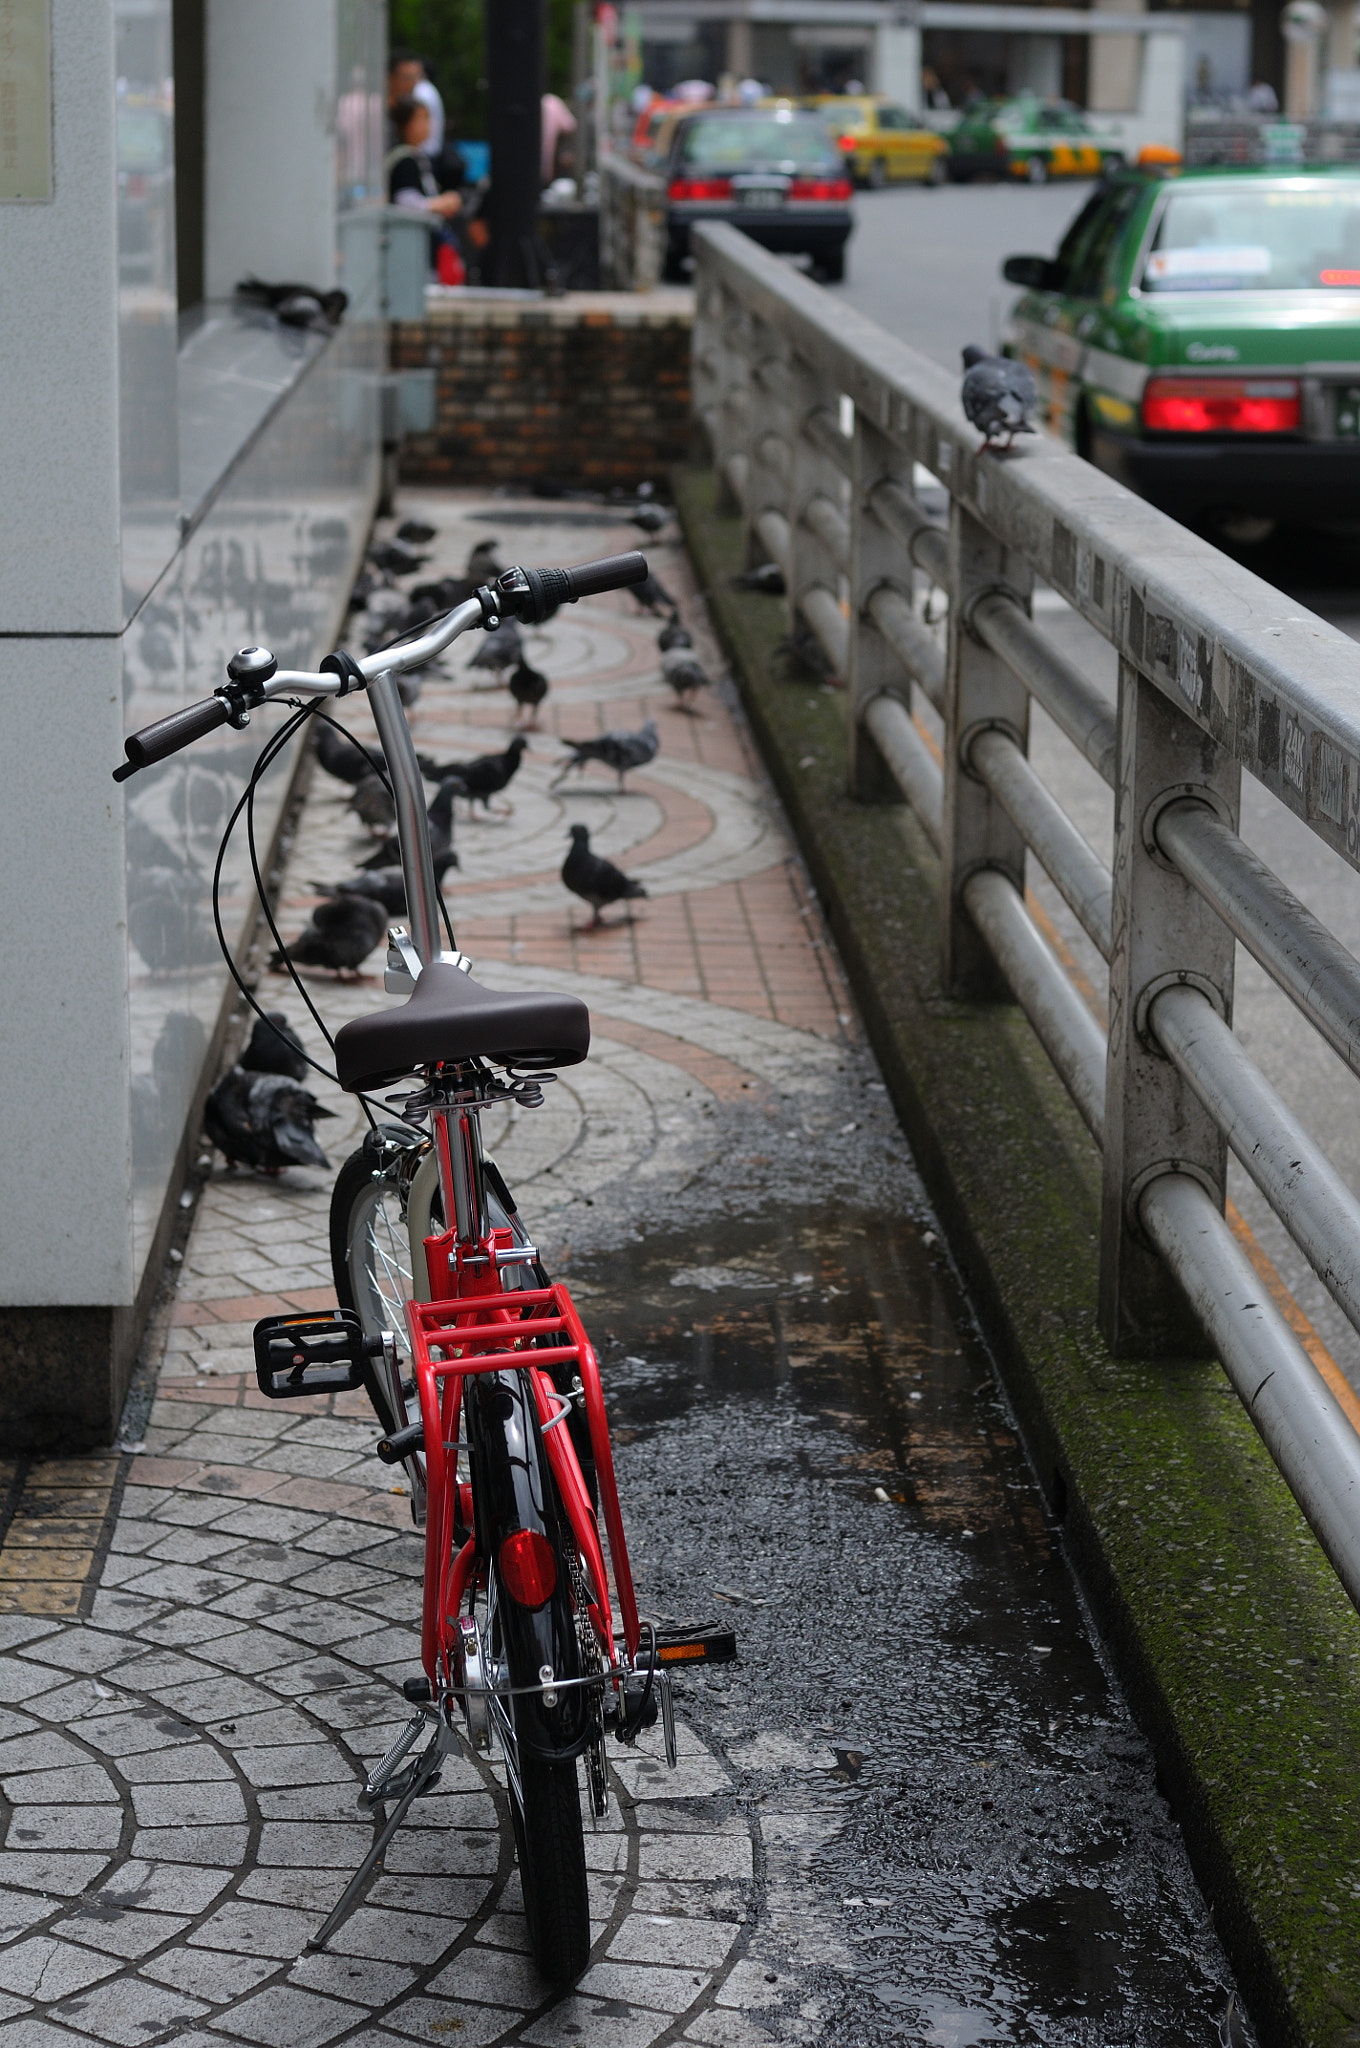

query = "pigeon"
[509, 660, 550, 726]
[468, 617, 524, 676]
[315, 722, 372, 787]
[657, 615, 692, 652]
[360, 777, 459, 871]
[562, 824, 648, 929]
[203, 1066, 336, 1173]
[466, 538, 505, 585]
[733, 562, 785, 595]
[347, 566, 386, 612]
[240, 1010, 309, 1082]
[960, 344, 1037, 449]
[553, 720, 659, 790]
[235, 275, 347, 327]
[426, 735, 528, 815]
[349, 770, 396, 835]
[368, 537, 430, 577]
[775, 626, 839, 684]
[318, 847, 459, 917]
[269, 891, 388, 977]
[396, 518, 437, 545]
[661, 644, 712, 710]
[633, 570, 677, 616]
[409, 574, 473, 615]
[631, 503, 669, 535]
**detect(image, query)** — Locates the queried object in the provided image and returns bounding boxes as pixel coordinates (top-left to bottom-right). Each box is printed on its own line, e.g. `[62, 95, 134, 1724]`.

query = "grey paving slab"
[48, 1914, 192, 1963]
[3, 1811, 123, 1856]
[521, 1995, 673, 2048]
[380, 2000, 517, 2047]
[53, 1973, 210, 2044]
[218, 1983, 366, 2048]
[127, 1826, 250, 1868]
[139, 1948, 277, 2004]
[285, 1953, 417, 2007]
[0, 1941, 120, 2003]
[187, 1900, 319, 1960]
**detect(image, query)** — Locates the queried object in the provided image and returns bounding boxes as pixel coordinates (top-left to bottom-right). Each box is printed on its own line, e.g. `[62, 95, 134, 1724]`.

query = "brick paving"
[0, 493, 855, 2045]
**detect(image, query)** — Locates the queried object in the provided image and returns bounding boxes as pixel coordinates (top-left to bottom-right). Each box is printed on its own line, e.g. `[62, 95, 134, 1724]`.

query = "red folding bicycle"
[114, 552, 734, 1983]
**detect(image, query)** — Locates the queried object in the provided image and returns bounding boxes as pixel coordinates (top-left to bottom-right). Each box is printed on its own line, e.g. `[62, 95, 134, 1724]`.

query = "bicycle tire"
[509, 1750, 590, 1982]
[330, 1142, 417, 1432]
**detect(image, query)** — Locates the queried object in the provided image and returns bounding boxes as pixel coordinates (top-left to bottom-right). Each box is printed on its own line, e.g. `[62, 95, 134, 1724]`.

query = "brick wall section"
[392, 288, 694, 491]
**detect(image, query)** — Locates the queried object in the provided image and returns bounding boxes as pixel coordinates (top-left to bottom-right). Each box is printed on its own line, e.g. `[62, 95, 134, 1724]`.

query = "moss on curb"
[676, 461, 1360, 2048]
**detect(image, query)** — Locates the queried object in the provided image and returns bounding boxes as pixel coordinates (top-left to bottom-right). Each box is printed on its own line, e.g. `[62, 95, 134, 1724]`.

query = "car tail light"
[498, 1528, 558, 1609]
[1142, 376, 1300, 433]
[668, 177, 732, 201]
[836, 134, 857, 153]
[789, 177, 853, 201]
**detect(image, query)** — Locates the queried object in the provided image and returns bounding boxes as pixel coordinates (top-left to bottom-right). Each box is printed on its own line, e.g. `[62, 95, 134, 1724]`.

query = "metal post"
[485, 0, 544, 289]
[369, 670, 442, 970]
[940, 501, 1033, 998]
[849, 412, 915, 804]
[1099, 659, 1241, 1355]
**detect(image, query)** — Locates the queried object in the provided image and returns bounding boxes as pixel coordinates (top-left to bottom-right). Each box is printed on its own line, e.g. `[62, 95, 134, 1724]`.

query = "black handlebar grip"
[562, 551, 649, 602]
[113, 694, 229, 782]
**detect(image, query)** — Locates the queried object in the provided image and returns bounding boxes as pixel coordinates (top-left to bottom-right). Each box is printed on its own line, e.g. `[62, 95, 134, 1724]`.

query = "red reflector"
[498, 1528, 558, 1609]
[1142, 376, 1300, 434]
[789, 177, 853, 201]
[668, 177, 733, 201]
[1321, 268, 1360, 286]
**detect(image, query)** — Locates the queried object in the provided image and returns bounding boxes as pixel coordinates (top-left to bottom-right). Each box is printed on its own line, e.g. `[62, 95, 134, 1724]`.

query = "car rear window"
[1142, 181, 1360, 291]
[679, 114, 834, 168]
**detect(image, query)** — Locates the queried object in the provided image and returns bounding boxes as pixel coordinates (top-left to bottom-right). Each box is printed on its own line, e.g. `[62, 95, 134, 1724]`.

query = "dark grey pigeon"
[468, 617, 524, 674]
[661, 645, 712, 710]
[360, 777, 459, 871]
[633, 570, 677, 616]
[657, 615, 691, 652]
[960, 345, 1037, 449]
[631, 503, 668, 535]
[553, 720, 659, 790]
[241, 1010, 309, 1082]
[315, 723, 371, 786]
[509, 660, 550, 726]
[562, 823, 648, 929]
[368, 537, 429, 576]
[466, 538, 505, 584]
[396, 518, 437, 545]
[349, 770, 396, 835]
[204, 1066, 335, 1173]
[269, 892, 388, 977]
[317, 847, 458, 918]
[732, 562, 785, 596]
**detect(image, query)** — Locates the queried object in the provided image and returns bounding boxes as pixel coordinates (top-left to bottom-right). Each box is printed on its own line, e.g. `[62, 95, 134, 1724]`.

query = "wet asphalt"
[548, 1048, 1250, 2046]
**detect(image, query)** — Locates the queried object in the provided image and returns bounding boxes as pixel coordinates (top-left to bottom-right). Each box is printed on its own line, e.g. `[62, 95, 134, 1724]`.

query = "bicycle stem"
[367, 668, 443, 969]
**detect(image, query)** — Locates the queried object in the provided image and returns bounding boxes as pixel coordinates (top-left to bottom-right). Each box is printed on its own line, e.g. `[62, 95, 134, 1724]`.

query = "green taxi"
[948, 95, 1125, 183]
[1003, 165, 1360, 530]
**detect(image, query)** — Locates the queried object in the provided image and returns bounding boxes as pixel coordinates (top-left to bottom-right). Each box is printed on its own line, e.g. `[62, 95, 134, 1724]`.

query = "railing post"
[940, 500, 1033, 997]
[1100, 660, 1241, 1355]
[785, 355, 845, 655]
[848, 413, 913, 803]
[706, 285, 749, 517]
[743, 318, 790, 568]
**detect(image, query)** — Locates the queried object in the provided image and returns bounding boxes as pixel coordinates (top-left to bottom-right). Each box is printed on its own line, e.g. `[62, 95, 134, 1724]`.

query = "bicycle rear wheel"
[330, 1139, 420, 1432]
[509, 1752, 590, 1982]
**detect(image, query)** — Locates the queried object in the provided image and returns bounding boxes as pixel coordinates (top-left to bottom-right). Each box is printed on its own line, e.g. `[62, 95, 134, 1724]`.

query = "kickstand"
[307, 1726, 443, 1951]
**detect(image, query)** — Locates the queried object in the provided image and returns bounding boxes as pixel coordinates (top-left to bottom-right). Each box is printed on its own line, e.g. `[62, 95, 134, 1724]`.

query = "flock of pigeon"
[202, 503, 709, 1171]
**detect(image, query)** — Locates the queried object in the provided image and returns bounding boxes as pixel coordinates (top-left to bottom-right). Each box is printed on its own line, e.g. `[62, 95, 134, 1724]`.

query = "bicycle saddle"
[333, 962, 590, 1092]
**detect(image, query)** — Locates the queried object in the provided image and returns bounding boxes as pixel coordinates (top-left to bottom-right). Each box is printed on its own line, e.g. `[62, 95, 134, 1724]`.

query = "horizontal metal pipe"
[754, 506, 790, 570]
[801, 492, 851, 573]
[800, 584, 849, 675]
[1150, 982, 1360, 1342]
[803, 407, 853, 475]
[970, 591, 1117, 788]
[863, 694, 943, 846]
[723, 454, 750, 509]
[970, 728, 1113, 958]
[866, 584, 946, 712]
[866, 478, 949, 587]
[1142, 1171, 1360, 1622]
[962, 868, 1108, 1143]
[1157, 799, 1360, 1084]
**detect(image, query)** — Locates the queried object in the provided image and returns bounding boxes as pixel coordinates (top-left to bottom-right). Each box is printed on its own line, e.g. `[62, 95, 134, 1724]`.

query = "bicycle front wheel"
[509, 1752, 590, 1983]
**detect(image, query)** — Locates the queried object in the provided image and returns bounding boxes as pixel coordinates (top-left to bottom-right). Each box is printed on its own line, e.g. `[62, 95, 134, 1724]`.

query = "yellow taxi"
[804, 95, 949, 188]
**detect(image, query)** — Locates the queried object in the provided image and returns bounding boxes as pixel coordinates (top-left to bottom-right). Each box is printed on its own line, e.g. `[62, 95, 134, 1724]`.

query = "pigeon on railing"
[960, 345, 1037, 450]
[562, 824, 648, 929]
[553, 720, 659, 791]
[269, 892, 388, 978]
[732, 562, 785, 595]
[240, 1010, 309, 1083]
[204, 1067, 336, 1173]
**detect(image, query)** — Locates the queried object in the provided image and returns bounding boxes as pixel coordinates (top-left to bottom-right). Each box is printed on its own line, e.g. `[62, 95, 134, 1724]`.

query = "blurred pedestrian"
[388, 46, 422, 143]
[541, 92, 577, 186]
[387, 94, 465, 283]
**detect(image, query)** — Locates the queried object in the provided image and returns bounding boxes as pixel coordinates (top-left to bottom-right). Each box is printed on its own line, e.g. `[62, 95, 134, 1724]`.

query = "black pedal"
[637, 1625, 738, 1669]
[253, 1311, 373, 1399]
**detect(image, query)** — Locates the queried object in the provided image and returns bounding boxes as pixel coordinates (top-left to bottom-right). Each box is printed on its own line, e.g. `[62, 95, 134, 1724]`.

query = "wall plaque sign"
[0, 0, 50, 201]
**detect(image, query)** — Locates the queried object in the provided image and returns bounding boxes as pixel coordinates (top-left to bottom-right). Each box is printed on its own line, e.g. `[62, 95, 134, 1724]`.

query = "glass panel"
[680, 114, 835, 167]
[1142, 182, 1360, 292]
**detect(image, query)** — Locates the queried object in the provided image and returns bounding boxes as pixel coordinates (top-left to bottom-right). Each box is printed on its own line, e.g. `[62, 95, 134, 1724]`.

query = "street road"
[837, 180, 1360, 1394]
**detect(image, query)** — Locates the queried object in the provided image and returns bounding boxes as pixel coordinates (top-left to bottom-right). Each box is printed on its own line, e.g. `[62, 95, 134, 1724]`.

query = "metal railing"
[692, 220, 1360, 1614]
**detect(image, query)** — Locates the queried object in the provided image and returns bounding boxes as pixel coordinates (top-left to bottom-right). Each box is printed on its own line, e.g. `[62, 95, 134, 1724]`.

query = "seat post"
[432, 1099, 486, 1247]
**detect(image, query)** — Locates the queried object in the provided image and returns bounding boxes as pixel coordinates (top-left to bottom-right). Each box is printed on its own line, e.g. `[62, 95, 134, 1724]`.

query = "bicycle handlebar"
[111, 551, 651, 781]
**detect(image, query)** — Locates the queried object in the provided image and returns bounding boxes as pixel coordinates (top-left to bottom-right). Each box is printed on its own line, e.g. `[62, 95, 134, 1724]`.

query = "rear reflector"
[789, 177, 853, 201]
[498, 1528, 558, 1609]
[668, 177, 733, 201]
[1142, 375, 1300, 434]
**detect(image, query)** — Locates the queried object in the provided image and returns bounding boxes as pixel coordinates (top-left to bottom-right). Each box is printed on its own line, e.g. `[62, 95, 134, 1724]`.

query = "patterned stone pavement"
[0, 493, 858, 2046]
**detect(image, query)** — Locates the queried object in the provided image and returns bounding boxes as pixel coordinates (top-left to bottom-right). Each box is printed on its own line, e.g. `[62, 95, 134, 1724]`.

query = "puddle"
[571, 1202, 1248, 2046]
